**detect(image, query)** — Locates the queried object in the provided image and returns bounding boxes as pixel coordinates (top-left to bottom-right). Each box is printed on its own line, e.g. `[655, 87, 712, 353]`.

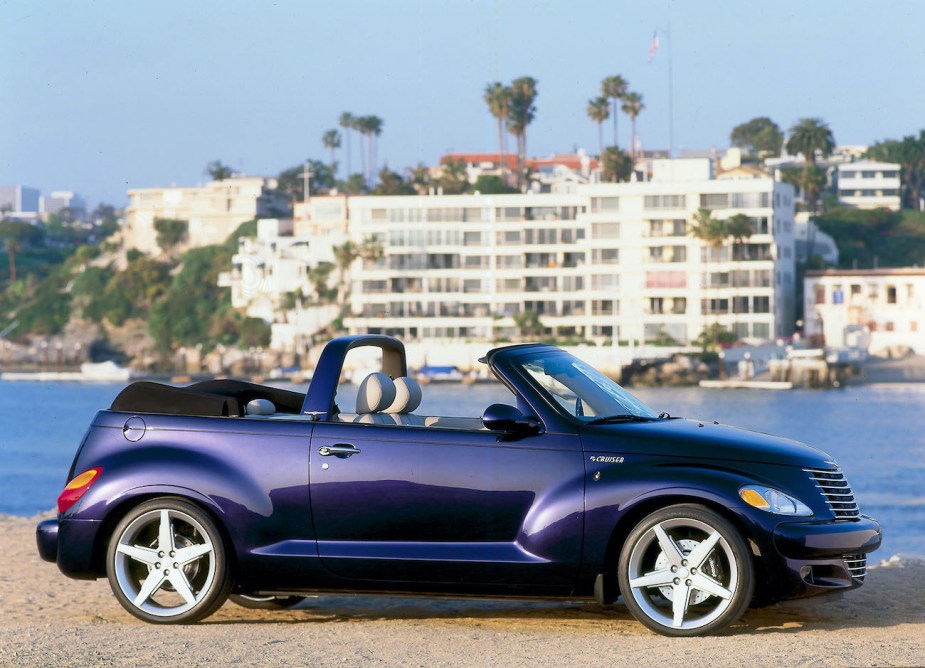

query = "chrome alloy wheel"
[111, 506, 217, 619]
[619, 506, 753, 636]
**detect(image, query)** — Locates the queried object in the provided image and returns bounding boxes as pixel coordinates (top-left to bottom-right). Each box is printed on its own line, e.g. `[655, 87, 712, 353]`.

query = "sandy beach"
[2, 514, 923, 667]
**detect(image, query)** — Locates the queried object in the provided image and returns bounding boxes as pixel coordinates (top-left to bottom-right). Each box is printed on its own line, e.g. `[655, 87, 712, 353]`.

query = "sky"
[2, 0, 924, 207]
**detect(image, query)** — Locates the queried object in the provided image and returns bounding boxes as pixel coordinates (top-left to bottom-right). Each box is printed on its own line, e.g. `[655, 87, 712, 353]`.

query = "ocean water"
[1, 379, 922, 558]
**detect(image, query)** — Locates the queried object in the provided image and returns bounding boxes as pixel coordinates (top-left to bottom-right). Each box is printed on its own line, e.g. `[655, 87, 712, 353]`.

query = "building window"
[591, 274, 619, 290]
[591, 223, 620, 239]
[646, 271, 686, 289]
[592, 300, 615, 315]
[753, 296, 770, 313]
[887, 286, 897, 304]
[644, 194, 686, 210]
[699, 193, 728, 209]
[591, 197, 620, 213]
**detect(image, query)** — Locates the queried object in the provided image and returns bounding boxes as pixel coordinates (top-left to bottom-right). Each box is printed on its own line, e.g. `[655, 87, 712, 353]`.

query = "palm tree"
[359, 236, 385, 268]
[332, 240, 359, 306]
[367, 116, 384, 186]
[351, 116, 368, 184]
[308, 262, 335, 304]
[322, 129, 342, 176]
[690, 208, 728, 339]
[205, 160, 234, 181]
[601, 75, 628, 147]
[800, 163, 828, 214]
[339, 112, 354, 177]
[601, 147, 633, 183]
[786, 118, 835, 166]
[620, 91, 644, 158]
[725, 214, 754, 336]
[483, 82, 512, 184]
[586, 97, 610, 158]
[507, 76, 538, 192]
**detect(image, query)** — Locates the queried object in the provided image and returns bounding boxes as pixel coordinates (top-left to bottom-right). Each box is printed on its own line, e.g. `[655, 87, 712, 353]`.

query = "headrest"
[385, 377, 423, 414]
[245, 398, 276, 415]
[355, 372, 396, 414]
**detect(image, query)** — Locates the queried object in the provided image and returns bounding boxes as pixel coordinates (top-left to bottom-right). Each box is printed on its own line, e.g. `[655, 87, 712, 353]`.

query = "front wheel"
[617, 505, 753, 636]
[106, 498, 232, 624]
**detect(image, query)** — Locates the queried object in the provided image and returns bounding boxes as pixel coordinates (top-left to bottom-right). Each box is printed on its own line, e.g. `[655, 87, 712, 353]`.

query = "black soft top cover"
[111, 379, 305, 417]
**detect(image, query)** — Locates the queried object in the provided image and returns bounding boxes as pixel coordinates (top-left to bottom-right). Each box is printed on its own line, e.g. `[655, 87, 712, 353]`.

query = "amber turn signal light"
[57, 467, 103, 514]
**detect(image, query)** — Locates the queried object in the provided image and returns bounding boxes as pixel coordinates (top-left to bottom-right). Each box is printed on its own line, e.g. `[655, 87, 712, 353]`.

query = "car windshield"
[517, 350, 658, 421]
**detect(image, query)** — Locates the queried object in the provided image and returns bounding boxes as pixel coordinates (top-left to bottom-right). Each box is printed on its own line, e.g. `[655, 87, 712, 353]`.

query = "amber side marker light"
[57, 467, 103, 514]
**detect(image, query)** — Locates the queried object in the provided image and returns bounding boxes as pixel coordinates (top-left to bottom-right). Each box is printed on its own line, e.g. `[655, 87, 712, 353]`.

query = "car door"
[308, 419, 584, 588]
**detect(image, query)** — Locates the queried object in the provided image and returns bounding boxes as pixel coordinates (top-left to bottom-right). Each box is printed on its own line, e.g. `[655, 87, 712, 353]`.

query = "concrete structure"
[794, 212, 839, 265]
[124, 177, 290, 253]
[836, 161, 901, 210]
[217, 218, 347, 351]
[805, 268, 925, 354]
[0, 185, 41, 220]
[343, 158, 796, 345]
[40, 191, 87, 220]
[442, 151, 599, 193]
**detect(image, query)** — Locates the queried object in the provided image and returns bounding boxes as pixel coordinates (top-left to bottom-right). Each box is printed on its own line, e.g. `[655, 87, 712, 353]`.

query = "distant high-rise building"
[41, 191, 87, 220]
[0, 185, 41, 221]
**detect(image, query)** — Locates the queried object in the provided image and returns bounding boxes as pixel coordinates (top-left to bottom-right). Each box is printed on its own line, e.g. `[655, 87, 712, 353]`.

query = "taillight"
[57, 467, 103, 514]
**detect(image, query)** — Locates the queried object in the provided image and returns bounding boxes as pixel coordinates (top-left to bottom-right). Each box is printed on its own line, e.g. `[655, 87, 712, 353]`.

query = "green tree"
[410, 163, 432, 194]
[725, 214, 754, 335]
[513, 309, 544, 340]
[360, 236, 385, 265]
[322, 129, 342, 176]
[815, 208, 925, 269]
[507, 76, 538, 192]
[786, 118, 835, 166]
[800, 163, 828, 213]
[153, 218, 188, 254]
[307, 261, 335, 304]
[277, 161, 335, 201]
[438, 159, 469, 194]
[374, 167, 415, 196]
[601, 75, 628, 147]
[867, 131, 925, 209]
[620, 91, 645, 158]
[483, 82, 512, 184]
[0, 220, 43, 283]
[473, 174, 514, 194]
[690, 208, 728, 340]
[332, 241, 359, 305]
[730, 117, 784, 158]
[341, 173, 368, 195]
[586, 96, 610, 158]
[205, 160, 234, 181]
[601, 147, 634, 183]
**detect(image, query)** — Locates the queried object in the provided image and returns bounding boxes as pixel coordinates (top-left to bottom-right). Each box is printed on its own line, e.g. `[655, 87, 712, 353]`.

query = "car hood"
[581, 418, 831, 468]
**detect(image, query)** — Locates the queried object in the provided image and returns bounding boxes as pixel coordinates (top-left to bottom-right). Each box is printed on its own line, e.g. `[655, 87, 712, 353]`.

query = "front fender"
[581, 463, 777, 581]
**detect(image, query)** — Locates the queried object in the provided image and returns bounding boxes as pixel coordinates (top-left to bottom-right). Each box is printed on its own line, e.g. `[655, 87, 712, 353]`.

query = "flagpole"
[667, 21, 674, 158]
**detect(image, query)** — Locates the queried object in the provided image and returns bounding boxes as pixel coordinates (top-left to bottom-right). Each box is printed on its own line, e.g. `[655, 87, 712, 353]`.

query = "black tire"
[617, 504, 753, 637]
[106, 497, 232, 624]
[230, 594, 305, 610]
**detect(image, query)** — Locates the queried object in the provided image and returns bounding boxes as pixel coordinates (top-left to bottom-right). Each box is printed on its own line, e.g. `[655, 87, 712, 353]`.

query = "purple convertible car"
[37, 335, 881, 636]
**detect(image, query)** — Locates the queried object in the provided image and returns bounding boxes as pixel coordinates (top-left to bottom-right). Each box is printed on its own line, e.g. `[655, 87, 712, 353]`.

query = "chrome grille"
[844, 554, 867, 581]
[804, 465, 860, 519]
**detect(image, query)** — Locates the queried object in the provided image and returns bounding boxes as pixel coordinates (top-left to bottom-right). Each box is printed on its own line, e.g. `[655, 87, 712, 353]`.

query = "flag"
[648, 31, 660, 63]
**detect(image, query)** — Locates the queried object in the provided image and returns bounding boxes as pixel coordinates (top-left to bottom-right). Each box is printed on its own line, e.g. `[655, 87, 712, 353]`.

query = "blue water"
[1, 380, 922, 557]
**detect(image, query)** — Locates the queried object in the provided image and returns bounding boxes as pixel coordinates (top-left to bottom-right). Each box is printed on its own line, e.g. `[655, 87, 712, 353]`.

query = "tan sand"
[2, 513, 923, 667]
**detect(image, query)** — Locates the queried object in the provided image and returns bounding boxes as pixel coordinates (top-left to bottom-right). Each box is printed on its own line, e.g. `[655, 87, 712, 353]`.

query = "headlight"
[739, 485, 813, 516]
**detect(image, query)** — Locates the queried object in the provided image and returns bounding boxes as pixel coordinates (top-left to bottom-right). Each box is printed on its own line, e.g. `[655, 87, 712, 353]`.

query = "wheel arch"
[596, 494, 769, 605]
[90, 489, 240, 581]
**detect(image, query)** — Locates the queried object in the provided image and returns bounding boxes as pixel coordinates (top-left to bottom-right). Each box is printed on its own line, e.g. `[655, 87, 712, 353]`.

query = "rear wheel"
[106, 498, 231, 624]
[230, 594, 305, 610]
[617, 505, 753, 636]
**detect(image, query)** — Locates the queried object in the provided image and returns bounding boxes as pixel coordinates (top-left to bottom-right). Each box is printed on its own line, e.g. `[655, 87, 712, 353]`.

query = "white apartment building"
[836, 161, 901, 210]
[805, 268, 925, 354]
[124, 177, 290, 253]
[344, 158, 796, 345]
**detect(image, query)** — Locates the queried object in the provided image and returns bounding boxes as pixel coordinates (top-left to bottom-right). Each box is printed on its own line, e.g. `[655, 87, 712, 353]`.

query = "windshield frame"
[508, 348, 659, 424]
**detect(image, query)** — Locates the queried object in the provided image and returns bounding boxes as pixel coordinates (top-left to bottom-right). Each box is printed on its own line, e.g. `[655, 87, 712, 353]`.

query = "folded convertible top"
[111, 380, 305, 417]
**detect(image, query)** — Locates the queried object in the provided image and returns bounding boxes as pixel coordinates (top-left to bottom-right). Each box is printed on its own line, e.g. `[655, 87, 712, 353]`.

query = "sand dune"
[3, 514, 923, 667]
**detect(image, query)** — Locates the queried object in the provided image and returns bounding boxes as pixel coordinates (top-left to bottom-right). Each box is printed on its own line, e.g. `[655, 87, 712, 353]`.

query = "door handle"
[318, 443, 361, 458]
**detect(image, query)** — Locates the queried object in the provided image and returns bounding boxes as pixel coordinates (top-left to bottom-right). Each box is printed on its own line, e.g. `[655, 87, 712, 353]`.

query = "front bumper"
[768, 515, 881, 596]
